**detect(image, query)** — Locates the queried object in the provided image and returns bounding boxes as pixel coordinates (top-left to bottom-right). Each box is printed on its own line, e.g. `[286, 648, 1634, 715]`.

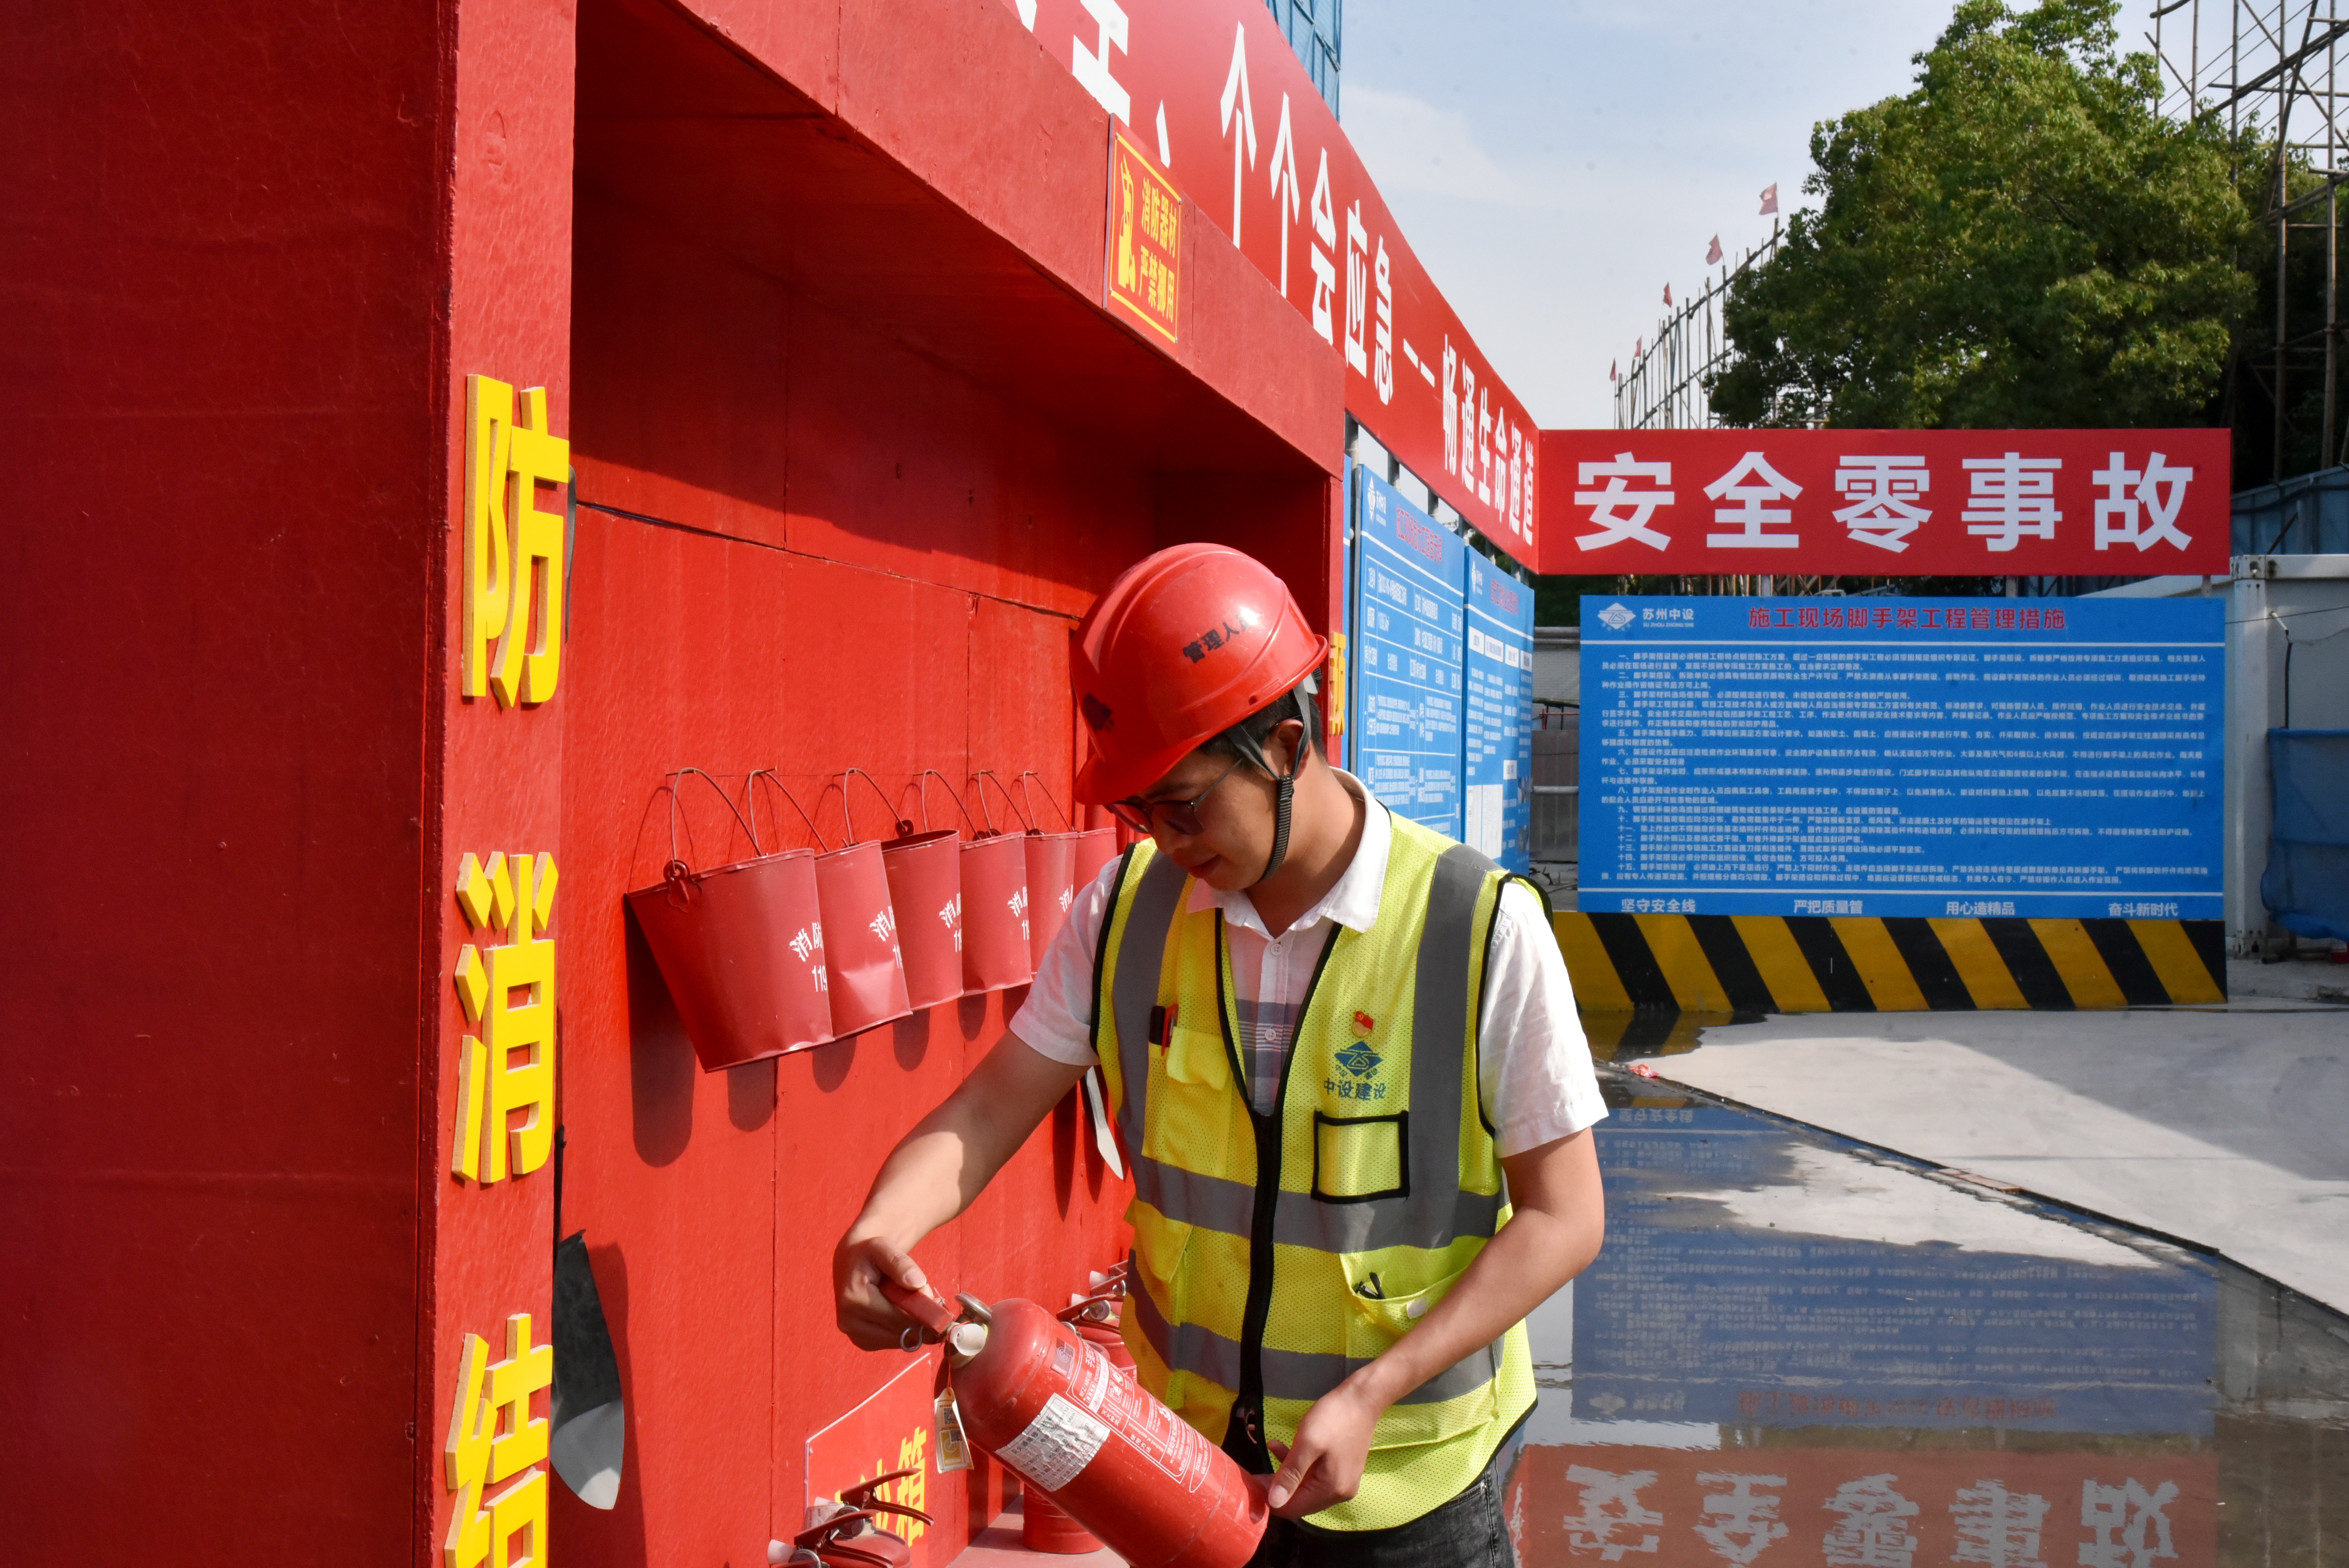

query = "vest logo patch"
[1333, 1040, 1382, 1081]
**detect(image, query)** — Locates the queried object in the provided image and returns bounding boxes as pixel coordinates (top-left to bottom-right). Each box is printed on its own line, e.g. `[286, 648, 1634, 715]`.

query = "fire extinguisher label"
[933, 1390, 972, 1474]
[1070, 1342, 1112, 1415]
[997, 1393, 1111, 1492]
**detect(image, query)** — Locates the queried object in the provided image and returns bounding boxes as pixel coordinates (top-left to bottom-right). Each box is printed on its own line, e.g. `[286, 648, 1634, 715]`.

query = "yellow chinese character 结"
[446, 1314, 555, 1568]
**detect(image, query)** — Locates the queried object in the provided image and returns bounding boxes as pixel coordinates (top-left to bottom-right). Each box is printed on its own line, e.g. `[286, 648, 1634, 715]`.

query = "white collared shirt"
[1011, 770, 1606, 1156]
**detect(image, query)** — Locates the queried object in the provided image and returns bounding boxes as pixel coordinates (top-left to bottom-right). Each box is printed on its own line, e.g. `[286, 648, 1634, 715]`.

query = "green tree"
[1710, 0, 2253, 431]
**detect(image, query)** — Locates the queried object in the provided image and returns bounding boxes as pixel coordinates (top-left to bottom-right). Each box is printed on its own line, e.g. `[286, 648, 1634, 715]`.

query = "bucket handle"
[972, 769, 1032, 837]
[841, 768, 916, 844]
[661, 768, 764, 902]
[912, 770, 979, 837]
[743, 770, 832, 853]
[1015, 771, 1073, 832]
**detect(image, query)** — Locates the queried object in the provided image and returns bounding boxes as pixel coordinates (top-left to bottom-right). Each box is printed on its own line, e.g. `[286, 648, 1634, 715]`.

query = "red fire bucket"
[1012, 773, 1089, 966]
[750, 772, 912, 1040]
[853, 769, 964, 1013]
[959, 832, 1031, 994]
[1071, 825, 1117, 893]
[1023, 832, 1080, 966]
[624, 769, 832, 1071]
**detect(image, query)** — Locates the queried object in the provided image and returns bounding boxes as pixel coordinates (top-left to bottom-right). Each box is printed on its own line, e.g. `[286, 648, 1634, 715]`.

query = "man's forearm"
[1345, 1135, 1604, 1411]
[843, 1032, 1092, 1251]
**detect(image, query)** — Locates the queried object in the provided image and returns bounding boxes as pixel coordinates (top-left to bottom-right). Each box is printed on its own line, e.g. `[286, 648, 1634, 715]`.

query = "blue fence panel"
[2263, 729, 2349, 940]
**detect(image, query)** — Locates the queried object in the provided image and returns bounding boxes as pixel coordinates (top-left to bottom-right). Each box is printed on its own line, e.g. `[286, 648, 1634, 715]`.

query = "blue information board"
[1464, 552, 1533, 871]
[1579, 595, 2224, 919]
[1351, 465, 1465, 837]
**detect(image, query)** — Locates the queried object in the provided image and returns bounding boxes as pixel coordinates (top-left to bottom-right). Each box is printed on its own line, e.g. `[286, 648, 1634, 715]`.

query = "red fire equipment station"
[4, 3, 1541, 1566]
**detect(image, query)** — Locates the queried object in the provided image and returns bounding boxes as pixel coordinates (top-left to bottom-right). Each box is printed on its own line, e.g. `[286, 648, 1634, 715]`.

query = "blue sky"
[1343, 0, 2166, 429]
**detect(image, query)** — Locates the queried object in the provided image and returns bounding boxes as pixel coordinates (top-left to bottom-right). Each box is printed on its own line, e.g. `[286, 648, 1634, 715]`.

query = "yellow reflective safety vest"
[1093, 817, 1537, 1532]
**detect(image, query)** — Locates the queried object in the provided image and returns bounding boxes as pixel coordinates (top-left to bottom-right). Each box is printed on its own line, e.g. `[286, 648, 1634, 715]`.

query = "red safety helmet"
[1073, 544, 1328, 805]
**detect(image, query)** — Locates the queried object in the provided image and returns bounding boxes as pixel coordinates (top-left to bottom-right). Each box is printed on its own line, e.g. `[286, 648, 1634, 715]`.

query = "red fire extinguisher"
[884, 1283, 1268, 1568]
[1023, 1289, 1141, 1554]
[769, 1467, 933, 1568]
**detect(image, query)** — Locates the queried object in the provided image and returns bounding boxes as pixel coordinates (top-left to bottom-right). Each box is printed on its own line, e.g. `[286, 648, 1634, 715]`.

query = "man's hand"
[833, 1232, 935, 1351]
[1265, 1381, 1381, 1518]
[1255, 1129, 1604, 1516]
[830, 1032, 1092, 1350]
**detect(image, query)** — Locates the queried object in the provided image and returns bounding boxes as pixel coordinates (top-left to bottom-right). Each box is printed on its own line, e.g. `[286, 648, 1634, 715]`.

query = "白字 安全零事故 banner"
[1579, 595, 2224, 921]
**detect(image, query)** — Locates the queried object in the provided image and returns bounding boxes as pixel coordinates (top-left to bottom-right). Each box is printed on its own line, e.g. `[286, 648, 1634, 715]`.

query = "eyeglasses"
[1107, 757, 1246, 836]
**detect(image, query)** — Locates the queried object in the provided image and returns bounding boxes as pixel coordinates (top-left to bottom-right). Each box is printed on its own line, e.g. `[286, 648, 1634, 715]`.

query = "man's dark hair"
[1198, 679, 1321, 880]
[1202, 686, 1310, 767]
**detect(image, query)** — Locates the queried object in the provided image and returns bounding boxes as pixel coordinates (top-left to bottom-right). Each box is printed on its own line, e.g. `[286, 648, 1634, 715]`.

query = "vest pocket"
[1163, 1024, 1231, 1091]
[1312, 1110, 1408, 1203]
[1340, 1263, 1501, 1448]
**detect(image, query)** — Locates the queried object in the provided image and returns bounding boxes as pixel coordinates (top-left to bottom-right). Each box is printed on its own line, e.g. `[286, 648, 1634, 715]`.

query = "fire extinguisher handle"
[878, 1277, 957, 1337]
[838, 1466, 932, 1523]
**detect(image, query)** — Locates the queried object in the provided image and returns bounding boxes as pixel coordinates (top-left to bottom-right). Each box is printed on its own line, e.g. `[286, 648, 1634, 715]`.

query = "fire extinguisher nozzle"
[947, 1321, 990, 1363]
[955, 1292, 994, 1325]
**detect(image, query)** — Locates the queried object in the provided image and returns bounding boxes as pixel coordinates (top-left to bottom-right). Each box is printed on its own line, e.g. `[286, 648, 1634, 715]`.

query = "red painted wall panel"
[423, 0, 577, 1563]
[9, 0, 1348, 1560]
[562, 108, 1166, 1558]
[0, 3, 446, 1562]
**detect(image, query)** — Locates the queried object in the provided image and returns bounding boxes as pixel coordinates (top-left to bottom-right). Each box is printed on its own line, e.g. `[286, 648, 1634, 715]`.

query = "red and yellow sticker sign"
[1106, 124, 1181, 346]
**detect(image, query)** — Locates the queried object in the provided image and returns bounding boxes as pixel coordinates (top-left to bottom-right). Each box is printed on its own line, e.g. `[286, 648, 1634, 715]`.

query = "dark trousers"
[1244, 1453, 1517, 1568]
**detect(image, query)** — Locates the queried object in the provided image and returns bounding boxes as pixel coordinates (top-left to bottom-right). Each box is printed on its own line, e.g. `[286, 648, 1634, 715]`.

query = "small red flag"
[1610, 360, 1619, 380]
[1759, 183, 1779, 216]
[1663, 282, 1673, 307]
[1706, 234, 1723, 265]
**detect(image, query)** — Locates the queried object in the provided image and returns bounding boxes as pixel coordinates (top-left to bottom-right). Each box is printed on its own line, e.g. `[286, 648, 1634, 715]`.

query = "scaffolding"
[2154, 0, 2349, 474]
[1611, 225, 1779, 431]
[1615, 5, 2349, 459]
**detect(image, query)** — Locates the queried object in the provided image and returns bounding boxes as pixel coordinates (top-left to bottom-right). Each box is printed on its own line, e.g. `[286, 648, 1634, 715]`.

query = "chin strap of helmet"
[1225, 684, 1320, 888]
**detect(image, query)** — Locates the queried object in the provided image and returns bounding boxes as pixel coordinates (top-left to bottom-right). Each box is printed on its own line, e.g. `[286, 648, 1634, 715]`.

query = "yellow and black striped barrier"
[1553, 911, 2226, 1018]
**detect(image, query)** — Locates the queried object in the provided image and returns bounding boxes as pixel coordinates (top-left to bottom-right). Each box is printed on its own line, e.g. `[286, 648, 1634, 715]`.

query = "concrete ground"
[1639, 969, 2349, 1315]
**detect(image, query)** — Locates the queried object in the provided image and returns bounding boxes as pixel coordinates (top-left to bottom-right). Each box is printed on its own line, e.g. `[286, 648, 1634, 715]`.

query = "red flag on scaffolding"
[1635, 338, 1642, 356]
[1760, 182, 1779, 215]
[1706, 234, 1724, 265]
[1663, 282, 1673, 307]
[1610, 360, 1618, 380]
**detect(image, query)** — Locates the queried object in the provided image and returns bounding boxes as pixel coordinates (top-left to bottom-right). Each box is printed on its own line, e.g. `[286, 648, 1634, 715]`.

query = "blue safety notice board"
[1464, 552, 1533, 871]
[1350, 465, 1466, 839]
[1579, 594, 2224, 920]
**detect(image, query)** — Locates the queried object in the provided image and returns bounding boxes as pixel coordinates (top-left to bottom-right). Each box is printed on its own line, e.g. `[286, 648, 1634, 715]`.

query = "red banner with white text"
[1537, 428, 2231, 576]
[1005, 0, 1541, 565]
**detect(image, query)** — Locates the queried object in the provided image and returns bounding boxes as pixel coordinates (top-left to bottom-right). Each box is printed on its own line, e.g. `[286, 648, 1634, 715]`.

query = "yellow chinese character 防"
[446, 1313, 554, 1568]
[464, 375, 569, 709]
[453, 850, 558, 1184]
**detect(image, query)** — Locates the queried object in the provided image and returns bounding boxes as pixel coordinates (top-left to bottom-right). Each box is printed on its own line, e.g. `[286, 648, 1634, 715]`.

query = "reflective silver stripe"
[1388, 843, 1495, 1236]
[1109, 852, 1186, 1153]
[1131, 1154, 1255, 1236]
[1276, 1184, 1505, 1253]
[1131, 1153, 1504, 1252]
[1129, 1272, 1501, 1406]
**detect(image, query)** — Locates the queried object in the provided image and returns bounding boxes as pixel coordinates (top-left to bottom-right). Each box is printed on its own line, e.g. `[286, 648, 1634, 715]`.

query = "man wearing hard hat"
[836, 544, 1606, 1565]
